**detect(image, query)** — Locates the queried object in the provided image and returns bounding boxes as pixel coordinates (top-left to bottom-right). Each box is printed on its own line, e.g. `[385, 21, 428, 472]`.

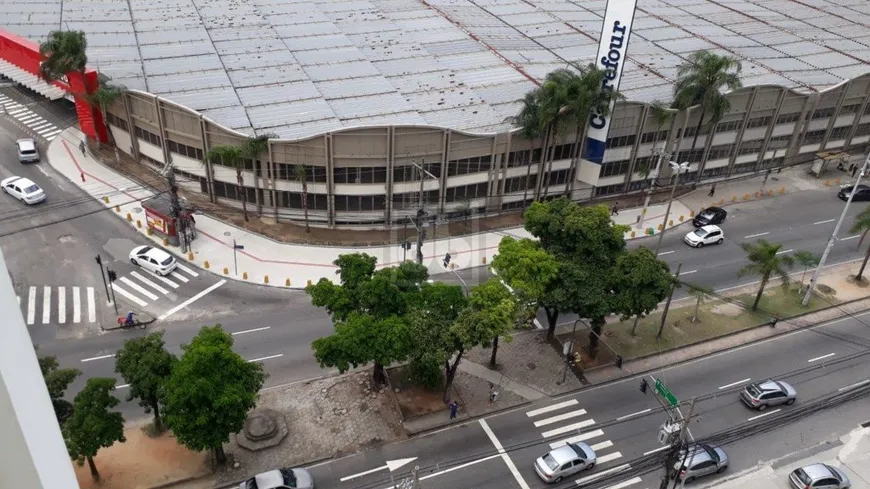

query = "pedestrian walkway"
[108, 264, 200, 308]
[0, 91, 62, 140]
[17, 285, 98, 325]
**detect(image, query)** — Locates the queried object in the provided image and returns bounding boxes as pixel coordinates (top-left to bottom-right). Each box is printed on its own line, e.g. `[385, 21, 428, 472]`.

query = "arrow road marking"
[339, 457, 418, 482]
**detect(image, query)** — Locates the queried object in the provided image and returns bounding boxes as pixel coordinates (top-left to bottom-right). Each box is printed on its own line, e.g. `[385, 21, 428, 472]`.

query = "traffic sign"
[655, 378, 679, 406]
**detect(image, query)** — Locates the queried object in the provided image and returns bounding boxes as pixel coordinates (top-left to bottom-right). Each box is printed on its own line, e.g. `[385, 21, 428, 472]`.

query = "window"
[640, 129, 668, 144]
[706, 144, 734, 160]
[333, 167, 388, 184]
[134, 126, 161, 147]
[829, 126, 850, 141]
[167, 140, 204, 161]
[839, 103, 861, 115]
[745, 116, 772, 129]
[593, 184, 623, 196]
[551, 143, 574, 160]
[105, 112, 129, 132]
[678, 149, 704, 163]
[854, 123, 870, 138]
[767, 134, 792, 149]
[732, 161, 755, 174]
[737, 140, 763, 156]
[811, 107, 836, 120]
[803, 130, 826, 145]
[601, 160, 630, 177]
[715, 120, 741, 133]
[447, 155, 492, 176]
[606, 134, 636, 148]
[543, 169, 569, 186]
[445, 182, 489, 202]
[507, 148, 542, 167]
[702, 166, 728, 178]
[334, 195, 386, 211]
[776, 112, 801, 125]
[503, 175, 537, 196]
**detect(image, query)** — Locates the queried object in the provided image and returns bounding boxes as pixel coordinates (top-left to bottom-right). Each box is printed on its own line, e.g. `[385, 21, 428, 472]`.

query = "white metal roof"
[3, 0, 869, 139]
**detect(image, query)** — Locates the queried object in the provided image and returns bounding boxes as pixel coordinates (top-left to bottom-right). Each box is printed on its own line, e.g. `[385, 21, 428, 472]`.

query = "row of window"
[106, 112, 129, 132]
[134, 126, 162, 147]
[167, 140, 204, 161]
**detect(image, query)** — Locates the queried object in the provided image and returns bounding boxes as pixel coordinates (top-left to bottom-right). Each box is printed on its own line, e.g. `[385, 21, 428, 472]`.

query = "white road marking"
[120, 276, 159, 300]
[526, 399, 579, 417]
[747, 409, 780, 421]
[382, 454, 501, 488]
[232, 326, 271, 336]
[841, 235, 860, 241]
[247, 354, 283, 363]
[169, 271, 189, 283]
[542, 419, 596, 438]
[144, 269, 180, 288]
[576, 463, 631, 485]
[744, 232, 769, 239]
[590, 440, 614, 451]
[644, 446, 670, 456]
[480, 419, 530, 489]
[808, 352, 835, 363]
[814, 219, 836, 225]
[73, 286, 81, 323]
[838, 379, 870, 391]
[681, 269, 698, 275]
[603, 476, 643, 489]
[719, 378, 751, 390]
[339, 458, 418, 482]
[130, 271, 169, 295]
[616, 408, 651, 421]
[776, 249, 793, 255]
[175, 263, 199, 277]
[57, 286, 66, 324]
[533, 409, 588, 427]
[550, 429, 605, 449]
[158, 280, 227, 321]
[597, 452, 623, 464]
[657, 250, 675, 256]
[27, 286, 36, 324]
[112, 283, 148, 307]
[116, 384, 130, 389]
[87, 287, 96, 323]
[81, 354, 115, 363]
[42, 286, 51, 324]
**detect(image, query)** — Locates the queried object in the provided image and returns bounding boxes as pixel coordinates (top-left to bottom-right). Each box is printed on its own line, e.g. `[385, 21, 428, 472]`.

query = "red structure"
[0, 29, 109, 144]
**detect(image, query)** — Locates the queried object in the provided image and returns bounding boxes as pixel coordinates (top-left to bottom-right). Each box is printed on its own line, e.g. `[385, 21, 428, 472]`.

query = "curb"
[403, 399, 534, 438]
[149, 473, 213, 489]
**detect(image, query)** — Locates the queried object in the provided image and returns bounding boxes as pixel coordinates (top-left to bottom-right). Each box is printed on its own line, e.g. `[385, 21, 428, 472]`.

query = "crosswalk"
[526, 399, 646, 489]
[109, 264, 200, 308]
[0, 93, 62, 140]
[18, 286, 97, 325]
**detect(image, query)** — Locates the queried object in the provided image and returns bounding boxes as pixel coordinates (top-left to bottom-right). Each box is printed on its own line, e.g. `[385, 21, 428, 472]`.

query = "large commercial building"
[1, 0, 870, 229]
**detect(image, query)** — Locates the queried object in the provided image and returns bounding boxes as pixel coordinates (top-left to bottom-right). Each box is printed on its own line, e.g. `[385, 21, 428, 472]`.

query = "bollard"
[126, 213, 132, 221]
[481, 256, 487, 264]
[779, 187, 786, 195]
[690, 210, 695, 217]
[719, 199, 725, 205]
[115, 205, 120, 212]
[285, 278, 291, 286]
[136, 220, 142, 228]
[744, 193, 752, 200]
[162, 237, 168, 246]
[146, 228, 153, 236]
[732, 196, 738, 203]
[647, 227, 655, 235]
[668, 219, 673, 226]
[825, 179, 831, 186]
[264, 275, 269, 284]
[188, 252, 194, 260]
[630, 231, 636, 238]
[223, 267, 228, 275]
[204, 260, 210, 269]
[835, 178, 841, 185]
[307, 279, 313, 286]
[242, 272, 248, 280]
[767, 189, 774, 197]
[102, 196, 109, 204]
[679, 215, 684, 222]
[657, 223, 663, 231]
[755, 191, 762, 198]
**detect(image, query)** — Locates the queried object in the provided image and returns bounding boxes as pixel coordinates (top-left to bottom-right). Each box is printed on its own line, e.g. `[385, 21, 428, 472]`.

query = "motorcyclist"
[125, 311, 136, 327]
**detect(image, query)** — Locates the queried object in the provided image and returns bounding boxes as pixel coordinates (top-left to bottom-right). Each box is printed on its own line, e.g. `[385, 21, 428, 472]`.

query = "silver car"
[673, 443, 728, 483]
[534, 442, 597, 483]
[16, 138, 40, 163]
[740, 379, 797, 411]
[789, 463, 851, 489]
[239, 468, 314, 489]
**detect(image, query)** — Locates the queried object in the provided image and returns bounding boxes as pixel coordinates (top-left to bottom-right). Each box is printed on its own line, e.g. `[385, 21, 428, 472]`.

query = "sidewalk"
[46, 127, 695, 288]
[698, 427, 870, 489]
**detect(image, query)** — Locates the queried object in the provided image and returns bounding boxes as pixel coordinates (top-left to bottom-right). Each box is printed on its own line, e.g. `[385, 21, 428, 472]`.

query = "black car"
[693, 206, 727, 227]
[838, 184, 870, 201]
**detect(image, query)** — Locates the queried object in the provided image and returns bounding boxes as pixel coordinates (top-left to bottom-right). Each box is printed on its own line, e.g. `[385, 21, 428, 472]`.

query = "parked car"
[740, 379, 797, 411]
[1, 175, 46, 204]
[673, 443, 729, 483]
[129, 245, 178, 276]
[239, 467, 314, 489]
[789, 463, 851, 489]
[16, 138, 40, 163]
[693, 206, 727, 227]
[838, 184, 870, 202]
[534, 442, 597, 483]
[684, 225, 725, 248]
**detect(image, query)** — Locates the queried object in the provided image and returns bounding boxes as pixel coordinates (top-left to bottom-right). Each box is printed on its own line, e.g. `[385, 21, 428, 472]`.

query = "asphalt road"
[304, 312, 870, 489]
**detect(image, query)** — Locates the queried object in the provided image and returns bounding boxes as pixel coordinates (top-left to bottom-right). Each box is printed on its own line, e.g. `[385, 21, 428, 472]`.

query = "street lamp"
[653, 161, 691, 255]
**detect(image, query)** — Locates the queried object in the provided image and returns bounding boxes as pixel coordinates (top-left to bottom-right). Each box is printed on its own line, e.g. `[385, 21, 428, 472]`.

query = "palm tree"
[294, 164, 310, 233]
[38, 30, 88, 82]
[738, 240, 795, 311]
[84, 80, 125, 156]
[507, 92, 546, 204]
[850, 205, 870, 281]
[686, 284, 713, 322]
[242, 133, 278, 216]
[673, 50, 742, 168]
[793, 250, 820, 293]
[205, 145, 249, 221]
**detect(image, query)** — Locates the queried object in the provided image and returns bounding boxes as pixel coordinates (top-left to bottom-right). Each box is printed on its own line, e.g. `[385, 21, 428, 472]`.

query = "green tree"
[38, 355, 81, 424]
[63, 378, 126, 482]
[491, 236, 559, 338]
[161, 326, 266, 464]
[850, 205, 870, 280]
[685, 283, 714, 323]
[738, 240, 795, 311]
[610, 248, 675, 335]
[114, 332, 177, 432]
[205, 145, 250, 221]
[793, 250, 820, 293]
[242, 133, 278, 215]
[673, 50, 742, 165]
[406, 282, 469, 391]
[295, 164, 310, 233]
[508, 92, 547, 202]
[38, 30, 88, 82]
[312, 314, 411, 384]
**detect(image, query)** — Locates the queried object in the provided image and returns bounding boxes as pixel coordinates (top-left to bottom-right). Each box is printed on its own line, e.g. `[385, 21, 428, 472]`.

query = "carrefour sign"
[584, 0, 638, 164]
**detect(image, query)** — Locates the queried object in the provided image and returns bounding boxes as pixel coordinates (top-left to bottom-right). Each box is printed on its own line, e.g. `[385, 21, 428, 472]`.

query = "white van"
[16, 138, 40, 163]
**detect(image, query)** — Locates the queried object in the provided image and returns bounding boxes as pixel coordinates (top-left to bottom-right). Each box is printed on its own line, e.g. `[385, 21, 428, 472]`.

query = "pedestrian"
[449, 400, 459, 419]
[488, 384, 499, 406]
[611, 202, 619, 216]
[852, 165, 859, 178]
[79, 140, 86, 156]
[708, 184, 716, 197]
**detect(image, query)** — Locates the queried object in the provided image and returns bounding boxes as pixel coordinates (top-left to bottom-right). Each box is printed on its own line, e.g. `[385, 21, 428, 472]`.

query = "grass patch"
[561, 284, 838, 362]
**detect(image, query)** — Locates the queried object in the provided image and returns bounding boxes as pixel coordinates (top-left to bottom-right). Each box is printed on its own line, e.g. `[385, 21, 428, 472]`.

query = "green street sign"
[655, 378, 679, 407]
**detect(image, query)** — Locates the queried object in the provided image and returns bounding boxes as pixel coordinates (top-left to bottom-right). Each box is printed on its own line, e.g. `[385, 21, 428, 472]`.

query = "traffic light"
[107, 270, 117, 282]
[443, 253, 452, 268]
[95, 255, 102, 265]
[640, 378, 649, 394]
[615, 355, 623, 369]
[402, 241, 412, 251]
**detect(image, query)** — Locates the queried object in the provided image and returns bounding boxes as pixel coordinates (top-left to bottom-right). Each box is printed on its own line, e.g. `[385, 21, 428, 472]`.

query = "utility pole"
[106, 269, 119, 316]
[407, 159, 438, 266]
[803, 152, 870, 305]
[659, 398, 696, 489]
[166, 167, 189, 253]
[654, 162, 690, 255]
[638, 148, 669, 230]
[95, 254, 110, 305]
[657, 263, 682, 339]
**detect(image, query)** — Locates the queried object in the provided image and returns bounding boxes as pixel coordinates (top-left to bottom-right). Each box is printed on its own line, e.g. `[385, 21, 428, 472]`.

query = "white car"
[2, 176, 46, 204]
[684, 225, 724, 248]
[129, 245, 178, 276]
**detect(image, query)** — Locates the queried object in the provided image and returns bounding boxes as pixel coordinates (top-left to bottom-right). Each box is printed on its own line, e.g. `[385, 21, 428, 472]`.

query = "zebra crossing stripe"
[130, 271, 169, 295]
[58, 286, 66, 324]
[170, 271, 189, 283]
[27, 286, 36, 324]
[527, 400, 579, 417]
[119, 276, 159, 300]
[602, 477, 642, 489]
[73, 286, 81, 323]
[576, 464, 631, 485]
[111, 283, 148, 307]
[541, 419, 596, 438]
[87, 287, 96, 323]
[533, 409, 588, 428]
[596, 452, 623, 464]
[549, 429, 605, 449]
[175, 263, 199, 277]
[42, 286, 51, 324]
[143, 269, 180, 288]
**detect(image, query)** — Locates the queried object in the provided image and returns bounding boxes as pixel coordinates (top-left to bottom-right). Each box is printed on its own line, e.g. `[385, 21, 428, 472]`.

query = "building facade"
[104, 74, 870, 230]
